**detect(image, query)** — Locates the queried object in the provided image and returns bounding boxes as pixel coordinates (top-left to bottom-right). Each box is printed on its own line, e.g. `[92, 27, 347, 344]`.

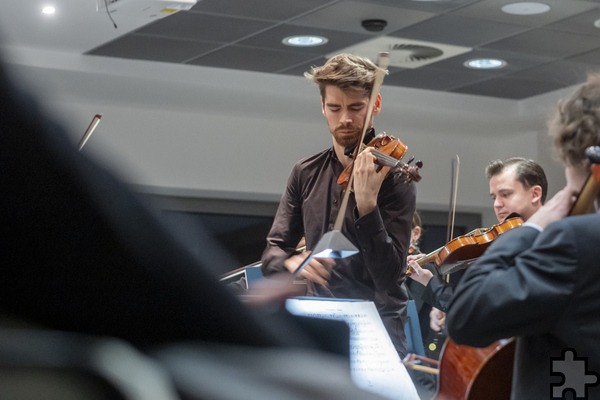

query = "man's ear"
[373, 94, 382, 116]
[411, 226, 422, 242]
[531, 185, 543, 205]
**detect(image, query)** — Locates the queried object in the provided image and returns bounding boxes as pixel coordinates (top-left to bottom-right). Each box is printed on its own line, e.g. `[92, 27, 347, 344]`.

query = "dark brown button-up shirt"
[261, 146, 416, 357]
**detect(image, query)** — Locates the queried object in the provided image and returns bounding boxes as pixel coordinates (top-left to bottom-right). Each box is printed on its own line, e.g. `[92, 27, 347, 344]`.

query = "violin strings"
[373, 149, 401, 167]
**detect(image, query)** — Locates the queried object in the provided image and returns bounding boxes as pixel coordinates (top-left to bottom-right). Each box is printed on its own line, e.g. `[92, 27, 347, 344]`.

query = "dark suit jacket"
[447, 216, 600, 399]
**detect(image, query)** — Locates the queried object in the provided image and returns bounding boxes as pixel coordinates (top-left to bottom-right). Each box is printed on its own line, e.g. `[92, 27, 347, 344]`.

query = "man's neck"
[333, 142, 352, 168]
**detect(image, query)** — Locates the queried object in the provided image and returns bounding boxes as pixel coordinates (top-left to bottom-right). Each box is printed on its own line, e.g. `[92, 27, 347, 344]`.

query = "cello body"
[435, 338, 515, 400]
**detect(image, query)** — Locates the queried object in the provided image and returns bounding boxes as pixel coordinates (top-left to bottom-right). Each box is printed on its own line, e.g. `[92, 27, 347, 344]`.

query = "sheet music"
[286, 298, 419, 400]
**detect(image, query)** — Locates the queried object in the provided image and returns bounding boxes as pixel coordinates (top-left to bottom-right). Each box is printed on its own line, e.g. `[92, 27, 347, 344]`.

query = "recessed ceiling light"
[594, 18, 600, 29]
[501, 2, 550, 15]
[282, 35, 328, 47]
[41, 5, 56, 15]
[464, 58, 507, 69]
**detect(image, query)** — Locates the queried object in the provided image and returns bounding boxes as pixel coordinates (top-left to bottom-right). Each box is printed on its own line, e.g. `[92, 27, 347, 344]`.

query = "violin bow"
[78, 113, 102, 151]
[444, 155, 460, 283]
[446, 155, 460, 241]
[333, 52, 390, 231]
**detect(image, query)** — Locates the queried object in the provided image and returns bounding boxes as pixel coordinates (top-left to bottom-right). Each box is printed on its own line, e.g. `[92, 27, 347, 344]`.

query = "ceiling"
[3, 0, 600, 101]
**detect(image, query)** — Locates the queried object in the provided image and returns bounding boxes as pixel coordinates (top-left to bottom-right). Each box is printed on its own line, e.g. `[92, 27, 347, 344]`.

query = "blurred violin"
[337, 133, 422, 188]
[414, 214, 524, 275]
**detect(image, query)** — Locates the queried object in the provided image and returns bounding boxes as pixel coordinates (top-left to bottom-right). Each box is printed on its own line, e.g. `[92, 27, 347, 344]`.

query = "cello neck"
[569, 164, 600, 216]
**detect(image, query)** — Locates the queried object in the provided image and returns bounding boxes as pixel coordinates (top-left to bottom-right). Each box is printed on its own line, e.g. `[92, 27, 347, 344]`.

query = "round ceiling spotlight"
[501, 2, 550, 15]
[464, 58, 507, 69]
[361, 19, 388, 32]
[282, 35, 328, 47]
[594, 19, 600, 28]
[41, 5, 56, 15]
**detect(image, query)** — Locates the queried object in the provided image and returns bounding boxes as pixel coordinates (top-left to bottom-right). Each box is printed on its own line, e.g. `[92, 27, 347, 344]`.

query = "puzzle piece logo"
[551, 348, 599, 399]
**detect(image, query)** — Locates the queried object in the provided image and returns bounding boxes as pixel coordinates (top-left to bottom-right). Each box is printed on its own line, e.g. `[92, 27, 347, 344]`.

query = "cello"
[407, 217, 522, 400]
[435, 339, 515, 400]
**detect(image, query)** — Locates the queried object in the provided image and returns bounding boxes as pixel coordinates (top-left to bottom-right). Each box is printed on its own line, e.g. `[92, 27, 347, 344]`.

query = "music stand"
[292, 230, 358, 277]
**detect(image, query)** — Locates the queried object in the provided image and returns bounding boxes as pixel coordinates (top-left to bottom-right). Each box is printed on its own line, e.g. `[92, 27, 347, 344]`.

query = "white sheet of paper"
[286, 297, 419, 400]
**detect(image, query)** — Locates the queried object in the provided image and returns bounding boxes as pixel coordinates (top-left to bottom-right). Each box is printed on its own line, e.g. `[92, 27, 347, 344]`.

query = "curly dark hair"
[548, 73, 600, 167]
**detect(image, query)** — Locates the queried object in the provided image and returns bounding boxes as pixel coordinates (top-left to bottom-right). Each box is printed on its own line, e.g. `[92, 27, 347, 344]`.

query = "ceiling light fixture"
[282, 35, 328, 47]
[464, 58, 507, 69]
[594, 19, 600, 29]
[41, 5, 56, 15]
[501, 2, 550, 15]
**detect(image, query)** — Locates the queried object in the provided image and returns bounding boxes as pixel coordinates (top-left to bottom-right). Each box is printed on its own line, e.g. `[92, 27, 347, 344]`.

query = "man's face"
[489, 166, 542, 222]
[321, 85, 380, 148]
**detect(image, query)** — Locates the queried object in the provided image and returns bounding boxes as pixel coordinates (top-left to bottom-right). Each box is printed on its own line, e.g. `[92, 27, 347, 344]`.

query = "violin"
[337, 133, 423, 188]
[415, 214, 524, 275]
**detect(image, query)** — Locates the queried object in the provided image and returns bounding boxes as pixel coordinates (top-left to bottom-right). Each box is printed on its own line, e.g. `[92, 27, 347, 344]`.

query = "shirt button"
[333, 199, 338, 204]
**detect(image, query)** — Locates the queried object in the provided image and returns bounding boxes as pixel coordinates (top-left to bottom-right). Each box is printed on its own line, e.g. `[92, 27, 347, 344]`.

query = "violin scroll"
[394, 157, 423, 183]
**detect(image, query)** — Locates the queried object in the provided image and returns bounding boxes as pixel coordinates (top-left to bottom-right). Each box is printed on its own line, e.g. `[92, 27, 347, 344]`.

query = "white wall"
[5, 49, 571, 227]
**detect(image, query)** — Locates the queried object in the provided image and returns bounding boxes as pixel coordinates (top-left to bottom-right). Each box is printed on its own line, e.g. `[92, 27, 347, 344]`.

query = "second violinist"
[261, 53, 416, 358]
[407, 158, 547, 321]
[447, 73, 600, 400]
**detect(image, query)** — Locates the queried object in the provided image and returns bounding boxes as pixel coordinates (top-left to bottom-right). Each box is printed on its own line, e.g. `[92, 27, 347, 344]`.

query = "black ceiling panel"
[85, 0, 600, 100]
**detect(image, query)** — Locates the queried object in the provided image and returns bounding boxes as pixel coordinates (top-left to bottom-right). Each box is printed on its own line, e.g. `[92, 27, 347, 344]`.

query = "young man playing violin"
[407, 157, 547, 327]
[447, 73, 600, 399]
[261, 53, 416, 358]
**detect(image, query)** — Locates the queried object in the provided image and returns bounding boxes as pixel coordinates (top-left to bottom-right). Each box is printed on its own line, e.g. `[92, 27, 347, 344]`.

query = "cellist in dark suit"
[447, 73, 600, 399]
